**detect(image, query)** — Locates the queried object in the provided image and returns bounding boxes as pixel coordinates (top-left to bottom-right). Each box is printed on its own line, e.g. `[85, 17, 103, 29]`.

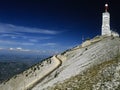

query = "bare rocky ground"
[0, 36, 120, 90]
[33, 36, 120, 90]
[48, 57, 120, 90]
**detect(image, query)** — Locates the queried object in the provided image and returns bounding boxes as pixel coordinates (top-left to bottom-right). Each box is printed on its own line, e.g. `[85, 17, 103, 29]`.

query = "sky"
[0, 0, 120, 55]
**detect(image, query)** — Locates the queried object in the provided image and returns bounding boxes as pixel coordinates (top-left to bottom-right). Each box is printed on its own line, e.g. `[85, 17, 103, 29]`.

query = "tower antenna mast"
[82, 35, 84, 43]
[105, 3, 108, 12]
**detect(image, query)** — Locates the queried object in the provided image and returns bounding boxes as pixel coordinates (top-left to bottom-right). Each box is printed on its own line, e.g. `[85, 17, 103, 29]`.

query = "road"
[25, 55, 62, 90]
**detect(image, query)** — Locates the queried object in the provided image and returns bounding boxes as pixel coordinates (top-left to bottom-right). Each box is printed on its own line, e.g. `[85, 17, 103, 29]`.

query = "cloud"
[0, 48, 3, 50]
[0, 31, 53, 45]
[29, 39, 38, 42]
[27, 36, 52, 42]
[0, 33, 23, 39]
[13, 47, 31, 52]
[7, 47, 31, 52]
[42, 43, 57, 46]
[0, 40, 34, 46]
[21, 42, 34, 46]
[0, 23, 66, 54]
[0, 23, 60, 35]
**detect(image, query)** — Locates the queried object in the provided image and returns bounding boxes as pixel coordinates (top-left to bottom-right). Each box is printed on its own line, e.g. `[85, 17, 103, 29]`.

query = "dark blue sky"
[0, 0, 120, 54]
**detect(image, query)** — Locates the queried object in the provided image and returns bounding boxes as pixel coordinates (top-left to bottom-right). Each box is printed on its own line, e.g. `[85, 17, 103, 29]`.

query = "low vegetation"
[48, 56, 120, 90]
[0, 62, 29, 83]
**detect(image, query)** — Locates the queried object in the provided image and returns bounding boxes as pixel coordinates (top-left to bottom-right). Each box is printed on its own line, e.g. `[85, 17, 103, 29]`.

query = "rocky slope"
[0, 36, 120, 90]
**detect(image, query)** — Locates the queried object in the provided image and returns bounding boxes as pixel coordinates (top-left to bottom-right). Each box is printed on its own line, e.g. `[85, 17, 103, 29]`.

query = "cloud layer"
[0, 23, 60, 35]
[0, 23, 63, 54]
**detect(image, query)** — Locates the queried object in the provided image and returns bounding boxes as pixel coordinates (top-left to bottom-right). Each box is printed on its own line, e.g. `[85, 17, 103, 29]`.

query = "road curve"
[26, 55, 62, 90]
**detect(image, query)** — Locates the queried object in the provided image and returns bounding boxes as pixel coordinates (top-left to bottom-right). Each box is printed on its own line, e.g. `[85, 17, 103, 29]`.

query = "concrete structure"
[111, 30, 119, 37]
[101, 4, 111, 36]
[101, 4, 119, 37]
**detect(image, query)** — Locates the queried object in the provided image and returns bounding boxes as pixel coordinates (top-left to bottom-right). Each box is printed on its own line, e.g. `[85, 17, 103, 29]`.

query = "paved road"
[25, 55, 62, 90]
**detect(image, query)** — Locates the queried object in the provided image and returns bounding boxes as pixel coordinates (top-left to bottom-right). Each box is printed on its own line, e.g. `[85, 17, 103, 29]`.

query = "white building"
[111, 30, 119, 37]
[101, 4, 119, 37]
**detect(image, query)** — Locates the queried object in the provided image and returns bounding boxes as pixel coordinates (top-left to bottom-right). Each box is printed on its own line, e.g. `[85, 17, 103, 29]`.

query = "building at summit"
[101, 4, 119, 37]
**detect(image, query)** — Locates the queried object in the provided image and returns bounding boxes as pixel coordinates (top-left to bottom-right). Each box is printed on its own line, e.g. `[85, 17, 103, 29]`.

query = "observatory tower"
[101, 4, 111, 36]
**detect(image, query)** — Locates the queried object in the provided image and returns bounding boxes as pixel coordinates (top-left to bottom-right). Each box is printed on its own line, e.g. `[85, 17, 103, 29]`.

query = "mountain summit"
[0, 36, 120, 90]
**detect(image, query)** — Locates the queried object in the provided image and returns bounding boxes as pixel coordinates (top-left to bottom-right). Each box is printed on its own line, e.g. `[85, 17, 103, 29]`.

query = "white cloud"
[9, 48, 14, 50]
[16, 47, 30, 51]
[42, 43, 57, 46]
[0, 33, 23, 39]
[21, 42, 34, 46]
[29, 39, 38, 42]
[27, 36, 52, 42]
[0, 40, 34, 46]
[0, 32, 53, 43]
[11, 36, 17, 39]
[9, 47, 31, 52]
[0, 23, 65, 54]
[0, 48, 3, 50]
[0, 23, 60, 35]
[16, 47, 22, 50]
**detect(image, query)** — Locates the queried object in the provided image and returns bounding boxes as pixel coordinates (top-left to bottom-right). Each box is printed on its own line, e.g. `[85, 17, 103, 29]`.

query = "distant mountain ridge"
[0, 50, 48, 84]
[0, 36, 120, 90]
[0, 62, 29, 83]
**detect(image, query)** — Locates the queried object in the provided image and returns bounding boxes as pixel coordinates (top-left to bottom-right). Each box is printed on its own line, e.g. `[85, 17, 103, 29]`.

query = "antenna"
[82, 35, 84, 43]
[105, 3, 108, 12]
